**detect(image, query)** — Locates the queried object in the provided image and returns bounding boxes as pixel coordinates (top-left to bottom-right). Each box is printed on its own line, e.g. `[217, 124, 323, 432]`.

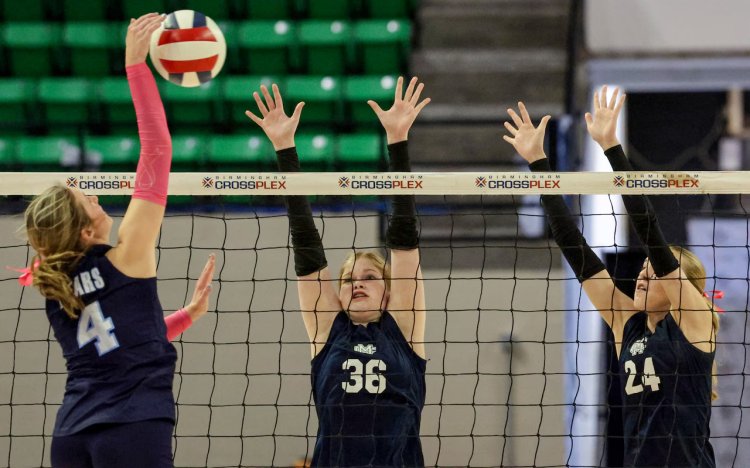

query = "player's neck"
[646, 311, 669, 332]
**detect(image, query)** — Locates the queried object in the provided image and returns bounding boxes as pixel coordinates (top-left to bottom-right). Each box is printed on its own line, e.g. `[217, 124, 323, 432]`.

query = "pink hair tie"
[6, 259, 41, 287]
[703, 290, 725, 313]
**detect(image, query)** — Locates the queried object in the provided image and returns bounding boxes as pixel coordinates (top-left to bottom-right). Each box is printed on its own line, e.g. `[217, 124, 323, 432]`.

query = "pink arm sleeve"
[165, 308, 193, 341]
[127, 62, 172, 206]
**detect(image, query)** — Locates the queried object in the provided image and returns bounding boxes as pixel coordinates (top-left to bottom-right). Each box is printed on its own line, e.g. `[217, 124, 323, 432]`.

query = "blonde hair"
[338, 251, 391, 291]
[24, 185, 90, 319]
[669, 245, 720, 400]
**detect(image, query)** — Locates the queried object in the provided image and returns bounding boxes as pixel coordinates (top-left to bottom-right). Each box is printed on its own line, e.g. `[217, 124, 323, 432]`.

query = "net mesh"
[1, 178, 749, 467]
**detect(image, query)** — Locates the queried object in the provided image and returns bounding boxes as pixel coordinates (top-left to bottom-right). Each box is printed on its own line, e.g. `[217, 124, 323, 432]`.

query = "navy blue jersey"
[311, 311, 426, 468]
[619, 312, 715, 467]
[45, 244, 177, 436]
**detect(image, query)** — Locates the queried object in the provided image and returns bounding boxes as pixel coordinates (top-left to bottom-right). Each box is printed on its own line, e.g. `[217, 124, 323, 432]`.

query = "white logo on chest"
[353, 343, 377, 355]
[629, 336, 648, 356]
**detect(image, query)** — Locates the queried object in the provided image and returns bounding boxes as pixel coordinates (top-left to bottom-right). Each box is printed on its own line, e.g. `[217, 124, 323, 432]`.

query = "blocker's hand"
[585, 85, 626, 152]
[184, 254, 216, 322]
[368, 76, 430, 144]
[245, 84, 305, 151]
[502, 102, 551, 164]
[125, 13, 163, 67]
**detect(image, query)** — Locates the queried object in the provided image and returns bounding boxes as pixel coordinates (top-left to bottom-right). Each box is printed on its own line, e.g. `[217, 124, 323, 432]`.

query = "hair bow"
[703, 290, 725, 313]
[6, 260, 40, 287]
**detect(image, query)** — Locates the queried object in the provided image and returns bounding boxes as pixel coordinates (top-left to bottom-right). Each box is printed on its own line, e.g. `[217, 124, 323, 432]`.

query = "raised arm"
[108, 13, 172, 278]
[503, 102, 637, 344]
[245, 84, 340, 354]
[368, 77, 430, 358]
[587, 87, 715, 351]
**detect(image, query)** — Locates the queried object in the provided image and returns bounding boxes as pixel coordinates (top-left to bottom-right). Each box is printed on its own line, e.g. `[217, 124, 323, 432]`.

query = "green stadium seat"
[307, 0, 353, 19]
[354, 20, 411, 74]
[2, 23, 62, 77]
[0, 138, 15, 169]
[207, 134, 274, 170]
[216, 21, 240, 74]
[223, 75, 283, 127]
[38, 78, 94, 129]
[0, 79, 35, 132]
[364, 0, 413, 18]
[162, 79, 222, 129]
[285, 76, 342, 124]
[337, 132, 384, 170]
[97, 78, 137, 132]
[171, 135, 205, 170]
[85, 135, 139, 171]
[344, 75, 397, 125]
[15, 136, 81, 171]
[63, 23, 116, 76]
[299, 20, 352, 75]
[244, 0, 292, 19]
[237, 20, 296, 74]
[296, 133, 334, 169]
[2, 0, 46, 21]
[62, 0, 109, 21]
[182, 0, 232, 20]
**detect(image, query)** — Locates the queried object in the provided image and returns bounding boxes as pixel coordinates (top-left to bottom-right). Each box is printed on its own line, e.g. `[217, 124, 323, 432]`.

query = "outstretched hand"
[585, 85, 625, 151]
[125, 13, 164, 67]
[502, 102, 551, 164]
[245, 84, 305, 151]
[368, 76, 431, 144]
[184, 254, 216, 322]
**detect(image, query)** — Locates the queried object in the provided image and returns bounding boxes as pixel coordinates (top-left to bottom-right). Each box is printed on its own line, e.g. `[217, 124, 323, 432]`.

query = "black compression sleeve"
[385, 141, 419, 250]
[529, 158, 606, 282]
[604, 145, 679, 277]
[276, 147, 328, 276]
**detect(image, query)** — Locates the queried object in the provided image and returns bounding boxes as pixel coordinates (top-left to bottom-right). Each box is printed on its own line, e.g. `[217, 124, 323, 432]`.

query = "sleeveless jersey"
[45, 244, 177, 436]
[311, 311, 426, 468]
[619, 312, 715, 467]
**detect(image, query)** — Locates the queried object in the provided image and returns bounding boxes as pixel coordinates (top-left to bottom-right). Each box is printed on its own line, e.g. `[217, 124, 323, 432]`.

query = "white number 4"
[77, 301, 119, 356]
[342, 359, 387, 394]
[624, 357, 661, 395]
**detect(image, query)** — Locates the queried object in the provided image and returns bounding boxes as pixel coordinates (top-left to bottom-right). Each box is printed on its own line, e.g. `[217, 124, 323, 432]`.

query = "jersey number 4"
[342, 359, 386, 394]
[624, 357, 661, 395]
[77, 301, 119, 356]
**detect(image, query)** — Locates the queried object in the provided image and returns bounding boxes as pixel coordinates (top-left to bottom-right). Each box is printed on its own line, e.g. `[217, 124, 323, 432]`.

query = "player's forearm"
[529, 159, 606, 282]
[275, 147, 328, 276]
[386, 141, 419, 250]
[604, 145, 678, 276]
[127, 63, 172, 206]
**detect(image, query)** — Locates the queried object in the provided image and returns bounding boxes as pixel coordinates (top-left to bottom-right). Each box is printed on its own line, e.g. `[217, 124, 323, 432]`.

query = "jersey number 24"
[624, 357, 661, 395]
[77, 301, 120, 356]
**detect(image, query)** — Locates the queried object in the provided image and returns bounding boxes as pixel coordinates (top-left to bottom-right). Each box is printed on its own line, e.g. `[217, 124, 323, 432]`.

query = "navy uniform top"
[311, 311, 427, 468]
[45, 244, 177, 437]
[619, 312, 715, 467]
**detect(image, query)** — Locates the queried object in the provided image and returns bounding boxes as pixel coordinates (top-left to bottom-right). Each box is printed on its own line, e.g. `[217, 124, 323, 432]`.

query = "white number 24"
[341, 359, 387, 394]
[624, 357, 661, 395]
[77, 301, 119, 356]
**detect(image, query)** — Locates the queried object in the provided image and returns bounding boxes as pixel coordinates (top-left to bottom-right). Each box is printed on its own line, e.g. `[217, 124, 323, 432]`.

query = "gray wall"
[0, 211, 565, 467]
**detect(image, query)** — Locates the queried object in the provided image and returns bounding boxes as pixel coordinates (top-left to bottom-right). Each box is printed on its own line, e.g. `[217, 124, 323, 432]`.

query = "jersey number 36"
[77, 301, 120, 356]
[342, 359, 386, 394]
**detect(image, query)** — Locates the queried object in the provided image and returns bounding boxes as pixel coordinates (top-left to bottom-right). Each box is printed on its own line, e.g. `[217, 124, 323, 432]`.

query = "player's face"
[70, 188, 112, 246]
[339, 258, 389, 323]
[634, 259, 670, 312]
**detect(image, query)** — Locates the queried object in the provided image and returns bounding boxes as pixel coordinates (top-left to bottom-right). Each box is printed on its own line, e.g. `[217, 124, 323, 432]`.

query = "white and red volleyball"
[149, 10, 226, 87]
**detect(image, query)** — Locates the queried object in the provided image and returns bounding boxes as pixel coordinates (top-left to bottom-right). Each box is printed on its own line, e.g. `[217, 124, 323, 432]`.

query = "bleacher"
[0, 0, 417, 172]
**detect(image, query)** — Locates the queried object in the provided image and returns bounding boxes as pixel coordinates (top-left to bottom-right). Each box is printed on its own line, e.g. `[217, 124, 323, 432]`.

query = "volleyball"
[149, 10, 226, 87]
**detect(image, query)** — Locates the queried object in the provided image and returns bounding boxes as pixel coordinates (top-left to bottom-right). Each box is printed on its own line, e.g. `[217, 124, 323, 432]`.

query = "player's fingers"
[593, 91, 600, 110]
[394, 76, 404, 102]
[272, 83, 283, 110]
[614, 94, 626, 116]
[518, 101, 531, 123]
[253, 92, 268, 116]
[584, 112, 594, 128]
[414, 97, 431, 114]
[507, 108, 523, 127]
[609, 87, 620, 109]
[504, 121, 518, 136]
[260, 85, 275, 111]
[403, 77, 418, 103]
[600, 85, 608, 108]
[502, 135, 515, 145]
[291, 102, 305, 121]
[538, 115, 551, 132]
[367, 100, 384, 116]
[409, 83, 425, 106]
[245, 110, 263, 126]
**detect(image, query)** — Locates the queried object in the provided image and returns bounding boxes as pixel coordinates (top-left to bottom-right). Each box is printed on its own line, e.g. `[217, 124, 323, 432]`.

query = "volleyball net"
[1, 170, 749, 467]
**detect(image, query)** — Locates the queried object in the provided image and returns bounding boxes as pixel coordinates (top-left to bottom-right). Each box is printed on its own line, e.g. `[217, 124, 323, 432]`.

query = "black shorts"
[50, 419, 173, 468]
